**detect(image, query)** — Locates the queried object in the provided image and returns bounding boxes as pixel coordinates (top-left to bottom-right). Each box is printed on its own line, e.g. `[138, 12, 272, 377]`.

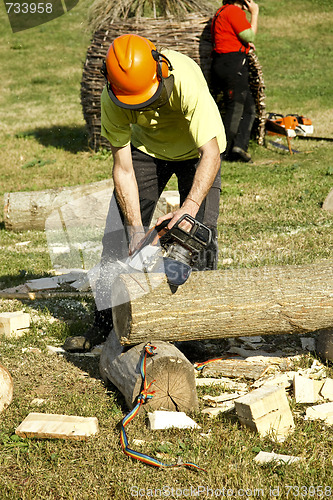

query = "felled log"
[0, 364, 13, 413]
[99, 331, 198, 411]
[4, 181, 179, 233]
[3, 179, 114, 231]
[112, 261, 333, 345]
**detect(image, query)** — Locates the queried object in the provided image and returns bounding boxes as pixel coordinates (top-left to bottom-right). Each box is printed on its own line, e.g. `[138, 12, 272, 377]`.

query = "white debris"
[201, 402, 235, 417]
[132, 439, 146, 446]
[305, 402, 333, 426]
[15, 241, 31, 247]
[199, 430, 212, 438]
[253, 372, 296, 390]
[148, 411, 201, 430]
[202, 392, 245, 406]
[22, 347, 42, 354]
[320, 378, 333, 401]
[26, 277, 61, 290]
[228, 347, 286, 363]
[46, 345, 66, 355]
[30, 398, 46, 406]
[254, 451, 303, 465]
[196, 377, 248, 392]
[293, 373, 324, 404]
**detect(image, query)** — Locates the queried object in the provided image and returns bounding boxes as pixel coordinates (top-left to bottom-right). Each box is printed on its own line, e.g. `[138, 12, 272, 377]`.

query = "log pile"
[80, 15, 266, 150]
[248, 50, 266, 146]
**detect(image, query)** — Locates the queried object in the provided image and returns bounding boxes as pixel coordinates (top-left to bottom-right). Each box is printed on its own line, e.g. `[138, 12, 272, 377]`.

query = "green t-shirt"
[101, 49, 226, 161]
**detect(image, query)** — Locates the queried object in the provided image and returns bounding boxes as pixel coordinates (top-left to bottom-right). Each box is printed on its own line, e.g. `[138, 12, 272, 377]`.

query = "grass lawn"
[0, 0, 332, 498]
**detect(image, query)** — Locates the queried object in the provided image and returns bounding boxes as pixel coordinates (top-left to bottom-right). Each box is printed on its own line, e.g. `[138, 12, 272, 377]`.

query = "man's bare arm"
[111, 143, 145, 252]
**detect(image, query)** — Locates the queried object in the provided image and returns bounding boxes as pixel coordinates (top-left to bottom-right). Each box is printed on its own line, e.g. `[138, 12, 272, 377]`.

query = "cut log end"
[100, 332, 198, 412]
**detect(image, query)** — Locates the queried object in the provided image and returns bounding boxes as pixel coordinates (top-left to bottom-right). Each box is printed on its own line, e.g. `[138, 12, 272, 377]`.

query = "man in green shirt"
[63, 33, 226, 352]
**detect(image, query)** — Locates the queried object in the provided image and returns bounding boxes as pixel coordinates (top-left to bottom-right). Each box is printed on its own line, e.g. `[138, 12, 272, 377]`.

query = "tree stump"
[0, 364, 13, 413]
[111, 261, 333, 345]
[99, 331, 198, 412]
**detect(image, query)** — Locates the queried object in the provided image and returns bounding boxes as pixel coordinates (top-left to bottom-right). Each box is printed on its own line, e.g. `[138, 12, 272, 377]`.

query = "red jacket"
[211, 4, 251, 54]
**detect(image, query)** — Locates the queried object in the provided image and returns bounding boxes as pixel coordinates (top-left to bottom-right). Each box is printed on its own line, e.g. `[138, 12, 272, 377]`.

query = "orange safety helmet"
[101, 34, 173, 110]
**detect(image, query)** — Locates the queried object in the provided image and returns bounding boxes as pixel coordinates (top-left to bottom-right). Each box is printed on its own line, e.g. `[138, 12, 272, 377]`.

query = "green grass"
[0, 0, 333, 498]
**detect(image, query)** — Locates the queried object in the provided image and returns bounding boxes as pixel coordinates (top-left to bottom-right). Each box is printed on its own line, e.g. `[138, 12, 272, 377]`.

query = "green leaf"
[10, 434, 21, 442]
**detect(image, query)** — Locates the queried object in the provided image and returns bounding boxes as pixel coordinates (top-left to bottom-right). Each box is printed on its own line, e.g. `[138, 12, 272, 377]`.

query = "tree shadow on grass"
[16, 125, 89, 153]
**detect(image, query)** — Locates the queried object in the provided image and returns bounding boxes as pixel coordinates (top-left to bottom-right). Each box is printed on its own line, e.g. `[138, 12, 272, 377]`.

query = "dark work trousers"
[93, 146, 221, 332]
[210, 51, 256, 157]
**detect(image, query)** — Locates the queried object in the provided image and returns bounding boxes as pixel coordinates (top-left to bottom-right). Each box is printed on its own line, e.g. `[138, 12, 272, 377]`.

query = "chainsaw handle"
[171, 214, 212, 247]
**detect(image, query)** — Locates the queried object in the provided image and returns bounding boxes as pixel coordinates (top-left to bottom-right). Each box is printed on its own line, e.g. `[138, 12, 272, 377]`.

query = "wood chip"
[254, 451, 302, 465]
[201, 359, 270, 380]
[15, 413, 99, 440]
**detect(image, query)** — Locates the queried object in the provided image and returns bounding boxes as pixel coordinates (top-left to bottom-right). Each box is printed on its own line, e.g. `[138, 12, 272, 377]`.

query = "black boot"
[63, 308, 113, 352]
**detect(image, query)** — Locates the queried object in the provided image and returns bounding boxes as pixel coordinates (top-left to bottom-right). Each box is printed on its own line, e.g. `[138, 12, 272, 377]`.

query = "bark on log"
[200, 360, 270, 381]
[99, 331, 198, 411]
[0, 364, 13, 413]
[111, 261, 333, 345]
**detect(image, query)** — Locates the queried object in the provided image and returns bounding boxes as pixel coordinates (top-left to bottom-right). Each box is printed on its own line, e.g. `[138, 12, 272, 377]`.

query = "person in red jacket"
[211, 0, 259, 162]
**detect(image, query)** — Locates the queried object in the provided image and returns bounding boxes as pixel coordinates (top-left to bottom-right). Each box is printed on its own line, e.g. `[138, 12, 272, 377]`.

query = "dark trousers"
[94, 146, 221, 330]
[211, 51, 256, 156]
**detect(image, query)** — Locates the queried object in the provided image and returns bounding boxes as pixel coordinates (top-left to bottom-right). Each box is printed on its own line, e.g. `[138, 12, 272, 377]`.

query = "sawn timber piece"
[99, 331, 198, 412]
[111, 262, 333, 345]
[0, 363, 13, 413]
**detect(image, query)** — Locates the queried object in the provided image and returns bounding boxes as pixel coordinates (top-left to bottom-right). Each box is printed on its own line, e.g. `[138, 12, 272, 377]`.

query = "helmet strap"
[151, 50, 174, 79]
[100, 60, 107, 79]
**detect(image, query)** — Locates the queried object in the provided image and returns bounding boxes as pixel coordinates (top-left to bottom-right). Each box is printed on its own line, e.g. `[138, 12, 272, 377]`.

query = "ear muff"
[151, 50, 174, 79]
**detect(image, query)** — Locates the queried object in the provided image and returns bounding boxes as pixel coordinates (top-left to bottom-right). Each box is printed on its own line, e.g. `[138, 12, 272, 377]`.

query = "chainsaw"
[126, 214, 212, 287]
[265, 113, 313, 138]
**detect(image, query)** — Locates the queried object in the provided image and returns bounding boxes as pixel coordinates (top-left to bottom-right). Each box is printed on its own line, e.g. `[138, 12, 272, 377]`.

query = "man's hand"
[243, 0, 259, 34]
[156, 202, 198, 231]
[128, 228, 146, 255]
[244, 0, 259, 15]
